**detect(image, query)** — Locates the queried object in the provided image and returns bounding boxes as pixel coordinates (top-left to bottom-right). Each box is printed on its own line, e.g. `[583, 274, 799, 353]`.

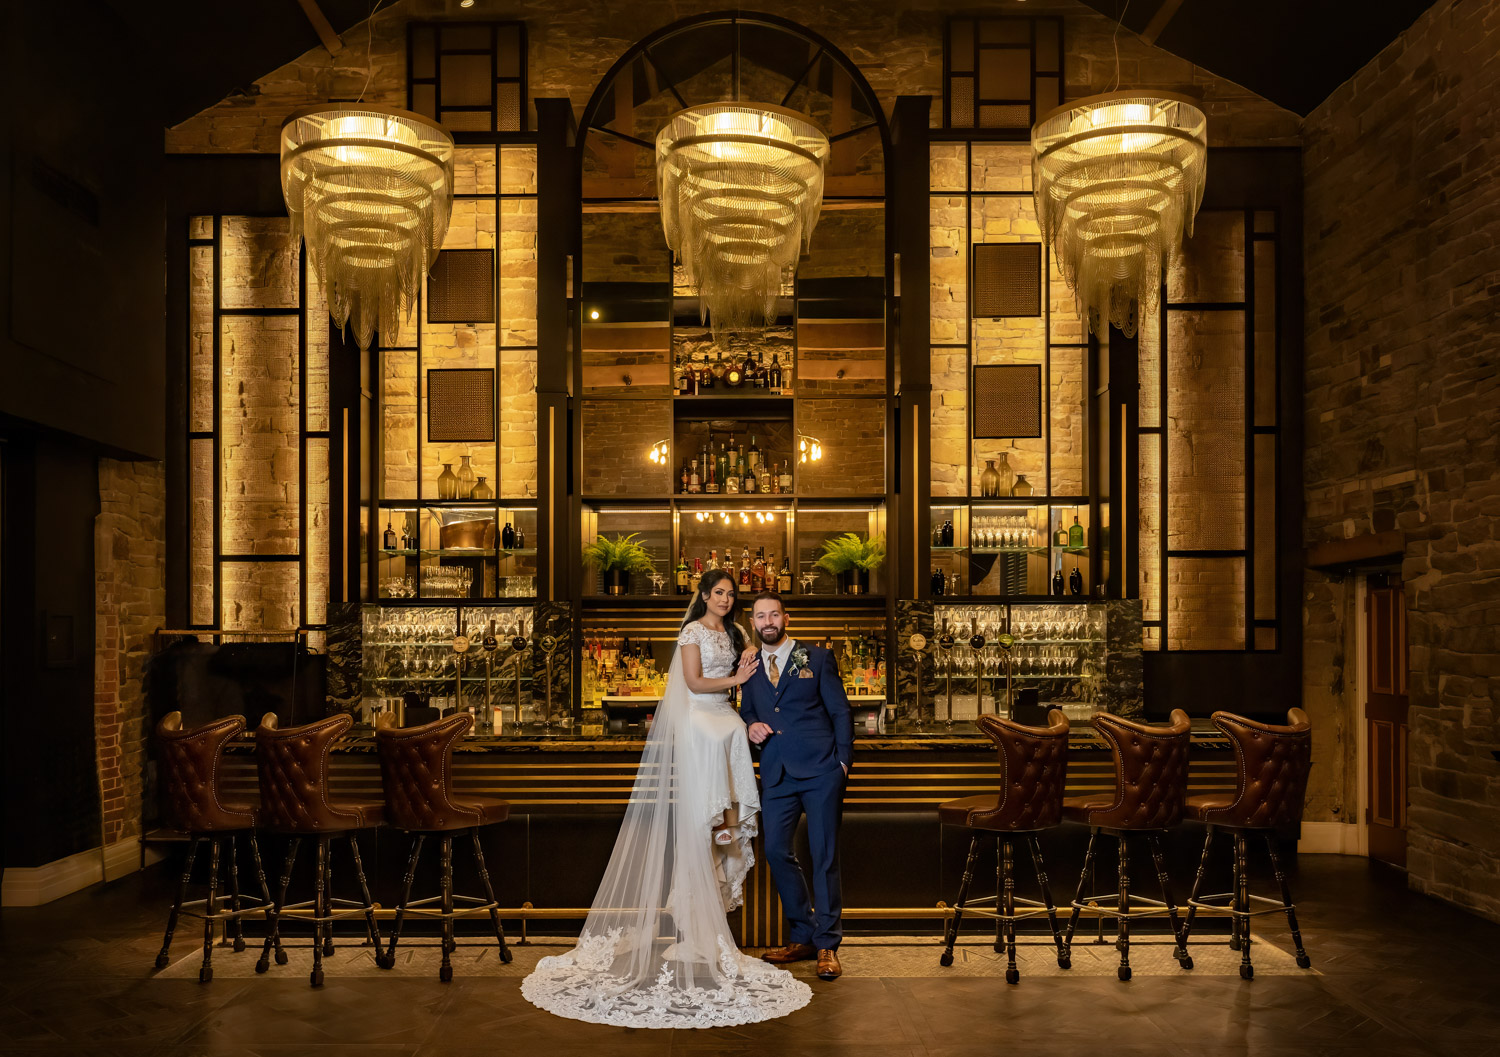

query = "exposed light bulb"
[589, 309, 600, 320]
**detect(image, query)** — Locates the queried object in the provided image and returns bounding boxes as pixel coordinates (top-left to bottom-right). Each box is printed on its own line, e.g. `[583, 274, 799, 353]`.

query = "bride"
[521, 570, 813, 1028]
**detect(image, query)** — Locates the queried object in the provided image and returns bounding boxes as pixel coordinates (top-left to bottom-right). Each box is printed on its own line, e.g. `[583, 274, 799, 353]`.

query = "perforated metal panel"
[972, 242, 1041, 318]
[427, 368, 496, 443]
[427, 249, 496, 323]
[972, 363, 1042, 439]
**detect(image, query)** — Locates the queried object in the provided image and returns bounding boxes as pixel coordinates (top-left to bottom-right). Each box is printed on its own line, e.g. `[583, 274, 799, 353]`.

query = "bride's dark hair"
[682, 568, 747, 655]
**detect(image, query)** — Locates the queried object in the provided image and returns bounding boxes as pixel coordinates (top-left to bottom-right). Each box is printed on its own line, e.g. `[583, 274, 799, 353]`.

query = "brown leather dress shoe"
[761, 942, 816, 964]
[817, 948, 842, 980]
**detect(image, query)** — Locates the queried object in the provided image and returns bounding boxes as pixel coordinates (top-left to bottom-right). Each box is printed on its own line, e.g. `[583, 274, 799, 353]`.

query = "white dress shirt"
[761, 636, 796, 682]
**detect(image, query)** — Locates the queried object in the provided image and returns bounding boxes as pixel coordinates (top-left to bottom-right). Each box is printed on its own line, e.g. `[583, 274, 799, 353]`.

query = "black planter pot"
[603, 569, 630, 595]
[852, 567, 870, 595]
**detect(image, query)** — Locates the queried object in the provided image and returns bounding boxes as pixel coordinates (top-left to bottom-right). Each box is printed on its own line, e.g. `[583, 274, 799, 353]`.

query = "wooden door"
[1366, 575, 1408, 867]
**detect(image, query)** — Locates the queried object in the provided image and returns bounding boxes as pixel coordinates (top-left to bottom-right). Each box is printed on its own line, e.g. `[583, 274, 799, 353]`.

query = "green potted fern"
[582, 532, 657, 595]
[814, 532, 886, 595]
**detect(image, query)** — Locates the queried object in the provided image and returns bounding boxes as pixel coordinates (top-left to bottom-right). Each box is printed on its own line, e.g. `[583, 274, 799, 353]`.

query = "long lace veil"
[521, 605, 810, 1027]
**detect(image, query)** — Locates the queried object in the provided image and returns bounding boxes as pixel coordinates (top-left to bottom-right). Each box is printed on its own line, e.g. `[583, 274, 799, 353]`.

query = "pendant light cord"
[356, 0, 385, 104]
[1111, 0, 1132, 93]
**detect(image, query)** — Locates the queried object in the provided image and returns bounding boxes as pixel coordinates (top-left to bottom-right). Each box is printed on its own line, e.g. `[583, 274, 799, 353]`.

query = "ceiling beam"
[295, 0, 344, 55]
[1139, 0, 1187, 47]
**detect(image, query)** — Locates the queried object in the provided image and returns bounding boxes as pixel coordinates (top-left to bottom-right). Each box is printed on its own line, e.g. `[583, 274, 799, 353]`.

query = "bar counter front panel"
[213, 729, 1236, 947]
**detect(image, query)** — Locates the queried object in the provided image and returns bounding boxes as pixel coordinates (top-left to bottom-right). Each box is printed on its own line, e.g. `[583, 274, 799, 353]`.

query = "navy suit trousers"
[760, 763, 846, 951]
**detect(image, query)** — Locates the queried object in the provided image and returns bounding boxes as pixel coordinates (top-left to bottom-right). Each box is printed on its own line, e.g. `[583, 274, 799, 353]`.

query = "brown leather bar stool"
[1182, 708, 1314, 979]
[373, 713, 513, 981]
[937, 711, 1071, 983]
[153, 712, 282, 981]
[252, 712, 384, 987]
[1061, 709, 1193, 980]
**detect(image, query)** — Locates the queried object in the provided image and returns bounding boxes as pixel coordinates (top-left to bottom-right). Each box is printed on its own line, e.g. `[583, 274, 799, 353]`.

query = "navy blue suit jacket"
[739, 642, 854, 786]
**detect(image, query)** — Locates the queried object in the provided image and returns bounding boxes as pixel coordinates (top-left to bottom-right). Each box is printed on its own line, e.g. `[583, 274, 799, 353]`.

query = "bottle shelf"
[971, 547, 1050, 555]
[373, 597, 538, 606]
[379, 548, 538, 558]
[581, 593, 886, 606]
[930, 594, 1098, 603]
[378, 500, 537, 509]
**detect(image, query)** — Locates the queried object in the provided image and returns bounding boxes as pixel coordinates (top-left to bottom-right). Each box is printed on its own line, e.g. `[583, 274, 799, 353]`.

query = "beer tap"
[482, 619, 500, 732]
[908, 631, 929, 732]
[969, 622, 987, 718]
[937, 618, 956, 728]
[996, 630, 1016, 719]
[451, 615, 472, 722]
[538, 628, 560, 730]
[510, 618, 531, 727]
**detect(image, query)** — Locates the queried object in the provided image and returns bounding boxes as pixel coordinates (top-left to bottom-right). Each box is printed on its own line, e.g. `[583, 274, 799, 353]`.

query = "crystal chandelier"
[280, 105, 455, 349]
[1032, 92, 1207, 337]
[657, 104, 829, 335]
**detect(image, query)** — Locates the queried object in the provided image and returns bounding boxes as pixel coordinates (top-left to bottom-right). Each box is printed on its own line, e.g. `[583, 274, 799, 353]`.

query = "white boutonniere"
[788, 646, 810, 675]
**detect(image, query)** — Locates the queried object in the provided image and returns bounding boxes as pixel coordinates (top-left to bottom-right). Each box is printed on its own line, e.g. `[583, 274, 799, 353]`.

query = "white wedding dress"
[521, 620, 812, 1028]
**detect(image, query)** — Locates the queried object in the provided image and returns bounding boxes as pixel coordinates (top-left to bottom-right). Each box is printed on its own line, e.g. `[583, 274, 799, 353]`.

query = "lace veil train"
[520, 612, 811, 1028]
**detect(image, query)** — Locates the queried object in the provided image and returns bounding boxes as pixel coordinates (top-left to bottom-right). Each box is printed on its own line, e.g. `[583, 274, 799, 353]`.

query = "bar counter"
[196, 723, 1237, 946]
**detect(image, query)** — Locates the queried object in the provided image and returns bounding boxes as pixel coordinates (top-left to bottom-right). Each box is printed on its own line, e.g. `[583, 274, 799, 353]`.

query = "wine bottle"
[748, 434, 761, 473]
[1069, 514, 1085, 549]
[768, 352, 783, 392]
[716, 444, 728, 493]
[778, 461, 793, 493]
[777, 554, 792, 593]
[676, 548, 691, 594]
[383, 517, 398, 550]
[1069, 567, 1084, 595]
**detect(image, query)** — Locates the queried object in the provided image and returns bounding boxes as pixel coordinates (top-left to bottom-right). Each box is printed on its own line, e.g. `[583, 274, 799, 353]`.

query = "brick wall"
[95, 459, 166, 848]
[1304, 0, 1500, 922]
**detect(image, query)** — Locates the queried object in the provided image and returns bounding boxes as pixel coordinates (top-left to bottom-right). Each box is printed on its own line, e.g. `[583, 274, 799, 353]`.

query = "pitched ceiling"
[1074, 0, 1436, 116]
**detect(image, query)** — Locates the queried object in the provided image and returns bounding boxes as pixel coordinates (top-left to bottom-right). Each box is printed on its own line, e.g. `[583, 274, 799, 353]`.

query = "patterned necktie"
[768, 653, 780, 688]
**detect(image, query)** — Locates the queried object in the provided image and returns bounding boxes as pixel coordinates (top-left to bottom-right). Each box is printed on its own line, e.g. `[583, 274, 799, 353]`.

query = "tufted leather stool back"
[1200, 708, 1312, 829]
[1082, 709, 1191, 831]
[157, 711, 256, 833]
[966, 711, 1070, 831]
[254, 712, 371, 833]
[377, 714, 493, 831]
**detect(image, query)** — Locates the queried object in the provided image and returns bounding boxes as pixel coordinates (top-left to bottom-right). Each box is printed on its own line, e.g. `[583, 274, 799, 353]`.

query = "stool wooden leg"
[1148, 834, 1191, 969]
[155, 837, 198, 969]
[322, 843, 336, 957]
[1264, 833, 1311, 969]
[439, 836, 455, 982]
[939, 833, 980, 966]
[470, 828, 512, 964]
[381, 834, 424, 970]
[257, 838, 298, 973]
[1001, 838, 1018, 984]
[227, 835, 246, 953]
[1182, 824, 1214, 946]
[1063, 828, 1098, 958]
[246, 832, 284, 965]
[1235, 832, 1253, 979]
[310, 838, 328, 987]
[1116, 835, 1132, 981]
[1027, 835, 1069, 969]
[199, 837, 221, 983]
[993, 837, 1004, 954]
[346, 832, 383, 953]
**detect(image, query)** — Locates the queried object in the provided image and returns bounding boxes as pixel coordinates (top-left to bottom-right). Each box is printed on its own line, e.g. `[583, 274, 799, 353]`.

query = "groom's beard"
[757, 625, 785, 645]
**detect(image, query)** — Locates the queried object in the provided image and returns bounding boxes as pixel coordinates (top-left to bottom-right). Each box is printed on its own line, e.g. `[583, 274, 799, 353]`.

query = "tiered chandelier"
[1032, 92, 1207, 337]
[280, 105, 455, 350]
[657, 104, 829, 335]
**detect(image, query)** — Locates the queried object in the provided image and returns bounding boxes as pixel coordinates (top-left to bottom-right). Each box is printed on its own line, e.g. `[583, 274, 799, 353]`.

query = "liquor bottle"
[739, 547, 752, 589]
[699, 354, 715, 390]
[727, 434, 740, 468]
[760, 466, 772, 495]
[725, 462, 740, 494]
[941, 519, 954, 547]
[1069, 567, 1084, 596]
[768, 353, 784, 393]
[948, 571, 960, 595]
[748, 434, 761, 473]
[712, 350, 728, 384]
[680, 461, 690, 494]
[691, 557, 704, 594]
[777, 554, 792, 593]
[1054, 519, 1069, 548]
[383, 516, 398, 550]
[515, 525, 525, 549]
[502, 522, 516, 548]
[753, 350, 768, 389]
[715, 444, 728, 493]
[688, 459, 701, 494]
[707, 548, 718, 572]
[743, 458, 757, 494]
[704, 447, 719, 494]
[778, 461, 793, 493]
[752, 548, 766, 592]
[1052, 568, 1065, 596]
[741, 347, 756, 387]
[676, 548, 691, 594]
[930, 568, 945, 596]
[1069, 514, 1085, 549]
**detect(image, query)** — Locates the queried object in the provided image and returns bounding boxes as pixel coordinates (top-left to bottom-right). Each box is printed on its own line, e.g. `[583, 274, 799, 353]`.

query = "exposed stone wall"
[95, 459, 166, 847]
[1303, 0, 1500, 922]
[166, 1, 1295, 154]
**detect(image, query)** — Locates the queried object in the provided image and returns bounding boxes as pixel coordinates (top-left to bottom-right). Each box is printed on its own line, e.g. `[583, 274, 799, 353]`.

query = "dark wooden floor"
[0, 855, 1496, 1057]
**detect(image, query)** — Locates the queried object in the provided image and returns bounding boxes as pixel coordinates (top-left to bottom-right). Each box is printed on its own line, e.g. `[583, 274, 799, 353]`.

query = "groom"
[739, 592, 853, 981]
